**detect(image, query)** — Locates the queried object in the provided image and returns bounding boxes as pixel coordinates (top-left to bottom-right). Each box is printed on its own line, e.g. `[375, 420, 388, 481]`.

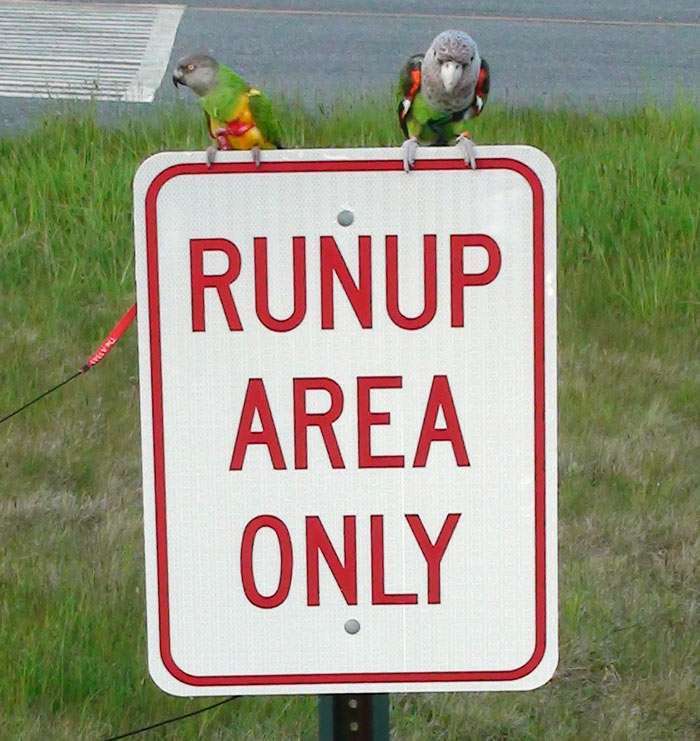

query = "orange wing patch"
[400, 68, 422, 124]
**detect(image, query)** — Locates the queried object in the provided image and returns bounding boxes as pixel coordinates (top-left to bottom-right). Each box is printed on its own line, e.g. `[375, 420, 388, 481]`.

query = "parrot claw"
[456, 133, 477, 170]
[205, 145, 218, 168]
[400, 136, 419, 173]
[251, 145, 261, 168]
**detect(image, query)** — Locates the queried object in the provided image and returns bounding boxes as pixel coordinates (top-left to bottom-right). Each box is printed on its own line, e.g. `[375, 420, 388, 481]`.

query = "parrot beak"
[440, 61, 462, 94]
[172, 69, 184, 88]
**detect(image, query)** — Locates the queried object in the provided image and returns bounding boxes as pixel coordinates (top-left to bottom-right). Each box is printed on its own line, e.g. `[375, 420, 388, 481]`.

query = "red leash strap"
[82, 303, 137, 372]
[1, 303, 137, 426]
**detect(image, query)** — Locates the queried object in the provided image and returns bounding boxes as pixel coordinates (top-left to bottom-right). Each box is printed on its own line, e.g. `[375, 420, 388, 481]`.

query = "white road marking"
[0, 1, 183, 102]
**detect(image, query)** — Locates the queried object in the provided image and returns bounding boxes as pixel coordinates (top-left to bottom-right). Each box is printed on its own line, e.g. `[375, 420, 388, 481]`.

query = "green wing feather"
[248, 91, 283, 147]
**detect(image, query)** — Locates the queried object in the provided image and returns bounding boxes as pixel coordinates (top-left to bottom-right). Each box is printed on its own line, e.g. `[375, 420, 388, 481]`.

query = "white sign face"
[134, 146, 557, 696]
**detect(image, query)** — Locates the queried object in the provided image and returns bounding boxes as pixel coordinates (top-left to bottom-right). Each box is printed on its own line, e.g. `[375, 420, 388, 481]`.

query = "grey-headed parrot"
[172, 53, 283, 167]
[397, 30, 490, 172]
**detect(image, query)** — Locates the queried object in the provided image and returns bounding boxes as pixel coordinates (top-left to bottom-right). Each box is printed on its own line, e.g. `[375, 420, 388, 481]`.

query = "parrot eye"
[186, 64, 195, 71]
[470, 55, 474, 62]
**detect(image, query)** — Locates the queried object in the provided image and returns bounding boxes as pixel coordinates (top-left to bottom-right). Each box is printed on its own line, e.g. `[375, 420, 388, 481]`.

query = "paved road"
[1, 0, 699, 133]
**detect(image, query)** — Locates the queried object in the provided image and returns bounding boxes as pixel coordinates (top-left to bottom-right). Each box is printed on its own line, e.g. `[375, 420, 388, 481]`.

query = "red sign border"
[143, 156, 548, 687]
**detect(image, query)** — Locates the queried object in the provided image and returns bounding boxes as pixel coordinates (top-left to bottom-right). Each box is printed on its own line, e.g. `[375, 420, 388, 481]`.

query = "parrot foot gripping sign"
[134, 146, 557, 696]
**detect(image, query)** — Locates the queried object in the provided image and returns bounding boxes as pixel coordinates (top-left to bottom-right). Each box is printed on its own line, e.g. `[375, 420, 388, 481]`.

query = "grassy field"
[0, 96, 698, 739]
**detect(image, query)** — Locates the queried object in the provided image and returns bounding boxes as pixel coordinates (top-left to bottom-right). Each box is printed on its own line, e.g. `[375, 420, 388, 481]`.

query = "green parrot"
[172, 53, 283, 167]
[397, 30, 490, 172]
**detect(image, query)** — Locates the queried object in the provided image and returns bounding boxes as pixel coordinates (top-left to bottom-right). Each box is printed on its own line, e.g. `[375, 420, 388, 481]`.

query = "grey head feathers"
[431, 30, 478, 66]
[172, 53, 220, 97]
[420, 30, 481, 113]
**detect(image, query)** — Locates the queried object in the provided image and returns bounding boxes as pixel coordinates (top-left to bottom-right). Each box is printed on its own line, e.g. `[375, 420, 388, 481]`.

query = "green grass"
[1, 94, 699, 739]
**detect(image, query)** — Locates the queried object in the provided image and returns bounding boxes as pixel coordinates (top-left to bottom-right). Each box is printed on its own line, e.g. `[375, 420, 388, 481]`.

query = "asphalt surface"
[1, 0, 699, 132]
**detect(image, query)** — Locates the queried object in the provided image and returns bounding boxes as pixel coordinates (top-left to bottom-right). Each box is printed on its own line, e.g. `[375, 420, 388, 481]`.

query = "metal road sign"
[134, 146, 558, 696]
